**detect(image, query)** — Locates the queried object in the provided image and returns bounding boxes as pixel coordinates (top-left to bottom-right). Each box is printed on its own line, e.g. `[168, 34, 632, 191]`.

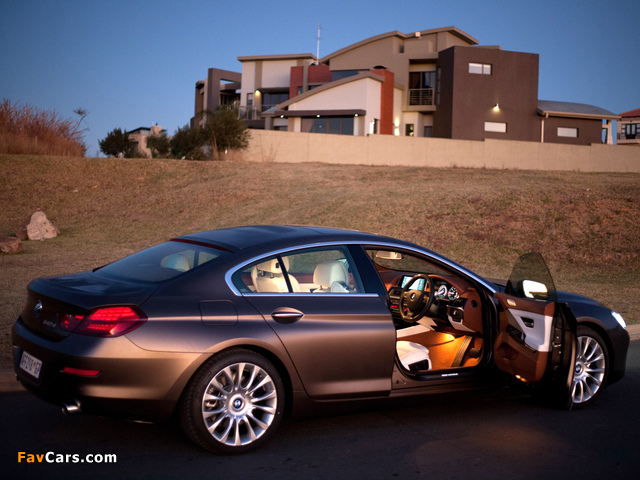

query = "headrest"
[313, 260, 348, 287]
[256, 257, 289, 275]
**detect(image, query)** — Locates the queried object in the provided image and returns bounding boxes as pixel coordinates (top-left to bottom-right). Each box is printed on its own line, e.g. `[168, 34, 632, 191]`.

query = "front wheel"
[571, 326, 608, 407]
[180, 349, 285, 454]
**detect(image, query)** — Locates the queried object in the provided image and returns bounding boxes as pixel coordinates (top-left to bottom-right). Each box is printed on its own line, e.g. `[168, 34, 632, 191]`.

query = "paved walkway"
[3, 325, 639, 393]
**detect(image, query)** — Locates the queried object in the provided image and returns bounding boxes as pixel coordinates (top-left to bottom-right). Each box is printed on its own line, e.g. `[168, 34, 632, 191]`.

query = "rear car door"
[231, 245, 396, 400]
[493, 253, 576, 406]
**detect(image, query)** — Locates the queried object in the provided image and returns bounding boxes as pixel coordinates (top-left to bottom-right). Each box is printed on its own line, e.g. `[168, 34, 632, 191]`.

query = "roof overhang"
[265, 109, 366, 118]
[537, 109, 621, 121]
[320, 26, 478, 64]
[238, 53, 316, 62]
[537, 100, 620, 121]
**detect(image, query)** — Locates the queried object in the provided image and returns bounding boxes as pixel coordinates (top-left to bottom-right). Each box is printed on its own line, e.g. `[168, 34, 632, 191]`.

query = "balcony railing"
[238, 106, 262, 120]
[409, 88, 435, 106]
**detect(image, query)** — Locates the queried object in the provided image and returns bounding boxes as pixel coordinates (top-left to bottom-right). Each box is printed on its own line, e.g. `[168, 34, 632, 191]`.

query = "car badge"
[34, 300, 43, 318]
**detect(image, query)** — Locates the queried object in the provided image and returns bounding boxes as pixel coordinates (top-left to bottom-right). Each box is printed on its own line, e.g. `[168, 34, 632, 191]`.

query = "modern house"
[192, 27, 618, 145]
[617, 108, 640, 146]
[128, 125, 164, 157]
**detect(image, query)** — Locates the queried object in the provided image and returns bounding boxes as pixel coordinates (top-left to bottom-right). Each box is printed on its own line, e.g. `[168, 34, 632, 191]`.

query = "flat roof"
[238, 53, 316, 62]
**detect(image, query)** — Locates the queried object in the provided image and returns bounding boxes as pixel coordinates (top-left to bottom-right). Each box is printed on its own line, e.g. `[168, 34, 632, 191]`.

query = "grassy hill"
[1, 154, 638, 365]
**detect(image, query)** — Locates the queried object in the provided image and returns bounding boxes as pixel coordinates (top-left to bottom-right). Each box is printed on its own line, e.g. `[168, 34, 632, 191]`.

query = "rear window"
[95, 240, 228, 283]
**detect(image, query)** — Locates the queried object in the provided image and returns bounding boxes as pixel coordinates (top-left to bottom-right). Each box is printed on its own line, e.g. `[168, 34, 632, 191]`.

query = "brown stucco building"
[193, 27, 618, 145]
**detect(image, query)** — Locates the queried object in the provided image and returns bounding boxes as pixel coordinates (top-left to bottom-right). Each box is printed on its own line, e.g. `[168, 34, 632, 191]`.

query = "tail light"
[59, 306, 147, 337]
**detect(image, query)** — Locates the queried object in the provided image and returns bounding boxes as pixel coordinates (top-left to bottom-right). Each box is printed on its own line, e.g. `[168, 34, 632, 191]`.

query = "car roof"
[176, 225, 396, 252]
[176, 225, 498, 293]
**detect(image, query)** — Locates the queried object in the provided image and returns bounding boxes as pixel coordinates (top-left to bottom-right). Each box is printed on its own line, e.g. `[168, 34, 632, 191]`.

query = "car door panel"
[244, 294, 396, 400]
[493, 292, 576, 407]
[494, 292, 555, 383]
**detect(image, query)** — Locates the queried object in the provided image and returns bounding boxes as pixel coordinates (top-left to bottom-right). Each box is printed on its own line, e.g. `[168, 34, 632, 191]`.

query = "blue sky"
[2, 0, 639, 156]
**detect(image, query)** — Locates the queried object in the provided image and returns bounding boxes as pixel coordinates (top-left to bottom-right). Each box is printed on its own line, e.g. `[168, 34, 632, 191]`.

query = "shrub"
[146, 131, 171, 158]
[200, 107, 249, 160]
[99, 128, 135, 158]
[0, 99, 87, 156]
[170, 125, 206, 160]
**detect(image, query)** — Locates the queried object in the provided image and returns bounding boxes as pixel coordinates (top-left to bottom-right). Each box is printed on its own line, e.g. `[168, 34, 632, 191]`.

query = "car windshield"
[366, 249, 450, 277]
[95, 240, 228, 283]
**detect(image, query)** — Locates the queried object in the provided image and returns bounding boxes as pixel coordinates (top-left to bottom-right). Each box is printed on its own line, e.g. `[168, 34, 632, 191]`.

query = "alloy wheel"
[201, 361, 279, 447]
[571, 333, 606, 405]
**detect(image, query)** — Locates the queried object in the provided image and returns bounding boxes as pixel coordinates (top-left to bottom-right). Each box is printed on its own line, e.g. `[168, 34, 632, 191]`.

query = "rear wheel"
[180, 349, 285, 454]
[572, 326, 608, 407]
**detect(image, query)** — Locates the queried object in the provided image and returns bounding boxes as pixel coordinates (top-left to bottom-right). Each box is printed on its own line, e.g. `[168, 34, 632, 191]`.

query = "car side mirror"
[521, 280, 549, 300]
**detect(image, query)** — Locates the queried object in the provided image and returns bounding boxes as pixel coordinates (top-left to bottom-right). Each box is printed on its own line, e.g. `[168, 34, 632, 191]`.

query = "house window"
[409, 71, 436, 106]
[405, 124, 414, 136]
[436, 67, 441, 105]
[331, 70, 362, 81]
[621, 123, 638, 139]
[262, 92, 289, 112]
[557, 127, 578, 138]
[485, 122, 507, 133]
[302, 116, 354, 135]
[424, 126, 433, 137]
[469, 63, 492, 75]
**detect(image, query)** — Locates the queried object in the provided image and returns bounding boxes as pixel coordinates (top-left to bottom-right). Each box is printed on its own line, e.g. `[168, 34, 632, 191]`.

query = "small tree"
[170, 125, 206, 160]
[99, 128, 134, 157]
[201, 107, 249, 161]
[146, 130, 170, 158]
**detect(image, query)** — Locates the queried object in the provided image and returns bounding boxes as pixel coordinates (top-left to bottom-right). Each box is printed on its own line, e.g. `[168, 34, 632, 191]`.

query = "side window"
[282, 247, 363, 294]
[232, 246, 364, 294]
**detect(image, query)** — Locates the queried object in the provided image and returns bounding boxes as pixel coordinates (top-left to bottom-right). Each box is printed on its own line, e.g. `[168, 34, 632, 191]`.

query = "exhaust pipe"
[61, 400, 81, 415]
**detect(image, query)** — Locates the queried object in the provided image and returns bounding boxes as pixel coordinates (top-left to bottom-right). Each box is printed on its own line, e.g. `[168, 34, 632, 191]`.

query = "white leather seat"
[251, 257, 301, 293]
[313, 260, 349, 293]
[396, 341, 431, 371]
[164, 253, 190, 272]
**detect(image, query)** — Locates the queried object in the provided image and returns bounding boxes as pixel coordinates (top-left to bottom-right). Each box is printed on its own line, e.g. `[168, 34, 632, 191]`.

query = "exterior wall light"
[493, 103, 500, 111]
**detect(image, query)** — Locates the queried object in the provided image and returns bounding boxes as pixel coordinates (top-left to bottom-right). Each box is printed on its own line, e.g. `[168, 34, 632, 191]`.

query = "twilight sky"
[2, 0, 639, 156]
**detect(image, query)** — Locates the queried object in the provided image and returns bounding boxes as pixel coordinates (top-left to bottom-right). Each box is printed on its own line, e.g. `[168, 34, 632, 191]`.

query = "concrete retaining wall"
[246, 130, 640, 172]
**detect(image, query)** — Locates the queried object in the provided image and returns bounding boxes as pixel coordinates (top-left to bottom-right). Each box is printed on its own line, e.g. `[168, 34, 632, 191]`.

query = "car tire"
[180, 349, 285, 454]
[572, 326, 609, 407]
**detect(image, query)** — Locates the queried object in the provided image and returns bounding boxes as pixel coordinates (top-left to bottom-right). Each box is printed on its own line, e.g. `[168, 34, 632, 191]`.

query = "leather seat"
[164, 253, 190, 272]
[396, 341, 432, 371]
[313, 260, 349, 293]
[251, 257, 301, 293]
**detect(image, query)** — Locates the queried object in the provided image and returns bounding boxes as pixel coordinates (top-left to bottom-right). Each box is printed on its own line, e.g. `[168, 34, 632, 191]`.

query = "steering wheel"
[399, 274, 435, 323]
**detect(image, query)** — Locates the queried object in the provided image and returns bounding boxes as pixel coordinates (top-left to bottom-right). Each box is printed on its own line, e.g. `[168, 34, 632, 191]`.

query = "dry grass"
[0, 99, 86, 157]
[1, 154, 638, 366]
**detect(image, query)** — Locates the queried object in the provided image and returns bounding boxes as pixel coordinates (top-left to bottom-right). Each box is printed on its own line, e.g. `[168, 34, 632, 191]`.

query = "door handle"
[271, 307, 304, 324]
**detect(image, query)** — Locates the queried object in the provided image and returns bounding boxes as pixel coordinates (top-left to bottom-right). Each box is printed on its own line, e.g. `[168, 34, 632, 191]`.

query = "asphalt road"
[2, 337, 639, 480]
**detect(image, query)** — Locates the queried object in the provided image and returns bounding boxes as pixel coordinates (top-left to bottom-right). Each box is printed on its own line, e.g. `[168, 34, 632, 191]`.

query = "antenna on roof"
[316, 24, 321, 64]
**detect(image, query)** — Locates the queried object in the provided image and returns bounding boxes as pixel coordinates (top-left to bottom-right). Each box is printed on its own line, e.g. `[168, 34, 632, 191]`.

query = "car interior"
[366, 249, 485, 375]
[234, 246, 485, 376]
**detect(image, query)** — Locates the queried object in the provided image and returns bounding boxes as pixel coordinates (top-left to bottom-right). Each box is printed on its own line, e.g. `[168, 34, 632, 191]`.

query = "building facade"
[193, 27, 618, 145]
[617, 108, 640, 146]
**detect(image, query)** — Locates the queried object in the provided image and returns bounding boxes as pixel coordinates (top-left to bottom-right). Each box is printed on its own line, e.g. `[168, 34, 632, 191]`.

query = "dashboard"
[388, 274, 482, 334]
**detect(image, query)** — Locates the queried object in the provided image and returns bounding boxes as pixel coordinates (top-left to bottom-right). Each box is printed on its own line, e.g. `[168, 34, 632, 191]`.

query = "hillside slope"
[1, 154, 638, 363]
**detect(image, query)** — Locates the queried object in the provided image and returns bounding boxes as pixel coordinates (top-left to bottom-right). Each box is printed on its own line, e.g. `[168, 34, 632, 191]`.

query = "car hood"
[556, 290, 604, 308]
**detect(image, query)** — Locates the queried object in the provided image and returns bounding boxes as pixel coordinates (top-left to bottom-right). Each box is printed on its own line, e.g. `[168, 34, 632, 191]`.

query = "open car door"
[493, 253, 577, 407]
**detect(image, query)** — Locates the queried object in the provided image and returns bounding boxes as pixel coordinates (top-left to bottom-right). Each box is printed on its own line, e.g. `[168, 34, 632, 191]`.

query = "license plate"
[19, 351, 42, 379]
